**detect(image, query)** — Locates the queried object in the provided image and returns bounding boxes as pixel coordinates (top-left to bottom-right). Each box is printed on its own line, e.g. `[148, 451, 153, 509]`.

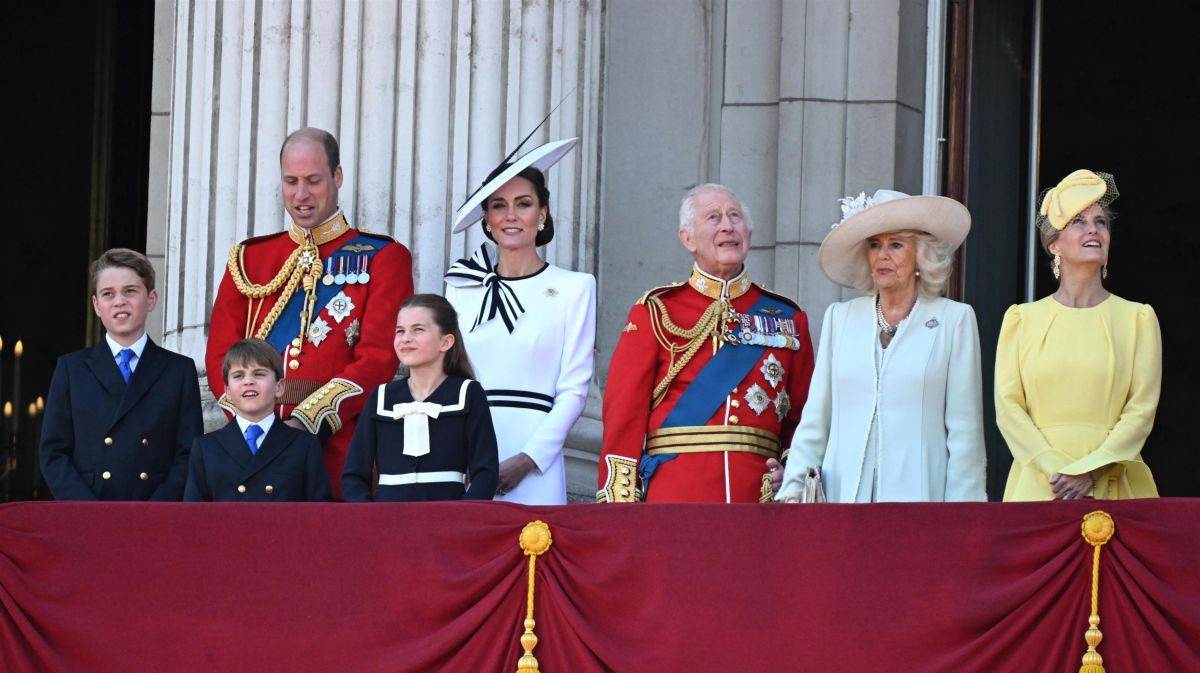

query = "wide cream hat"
[818, 189, 971, 288]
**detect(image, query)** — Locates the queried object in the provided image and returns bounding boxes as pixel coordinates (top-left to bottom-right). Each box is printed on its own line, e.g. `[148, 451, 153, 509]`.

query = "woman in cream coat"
[774, 190, 986, 502]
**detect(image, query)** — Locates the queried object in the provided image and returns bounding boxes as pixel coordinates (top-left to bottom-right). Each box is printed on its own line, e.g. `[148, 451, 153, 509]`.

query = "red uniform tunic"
[599, 266, 814, 503]
[205, 212, 413, 499]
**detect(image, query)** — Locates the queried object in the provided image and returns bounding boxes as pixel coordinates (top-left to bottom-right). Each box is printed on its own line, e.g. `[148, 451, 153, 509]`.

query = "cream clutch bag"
[778, 467, 826, 503]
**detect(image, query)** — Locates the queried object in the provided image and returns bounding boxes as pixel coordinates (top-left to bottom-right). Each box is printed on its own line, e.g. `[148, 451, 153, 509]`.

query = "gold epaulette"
[636, 282, 684, 305]
[289, 378, 364, 434]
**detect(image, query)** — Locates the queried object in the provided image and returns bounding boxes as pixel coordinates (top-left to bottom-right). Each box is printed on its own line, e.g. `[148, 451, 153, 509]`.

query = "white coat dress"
[777, 295, 986, 502]
[445, 243, 596, 504]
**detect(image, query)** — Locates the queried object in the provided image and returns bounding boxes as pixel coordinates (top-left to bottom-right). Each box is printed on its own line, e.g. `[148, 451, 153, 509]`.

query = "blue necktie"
[117, 348, 135, 383]
[245, 424, 264, 455]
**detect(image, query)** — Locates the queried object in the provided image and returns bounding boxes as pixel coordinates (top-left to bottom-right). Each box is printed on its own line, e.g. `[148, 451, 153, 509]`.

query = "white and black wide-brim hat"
[450, 137, 579, 233]
[818, 189, 971, 288]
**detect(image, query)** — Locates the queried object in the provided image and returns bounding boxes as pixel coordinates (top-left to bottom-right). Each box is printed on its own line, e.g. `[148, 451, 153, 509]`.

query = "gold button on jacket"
[141, 438, 149, 446]
[139, 472, 149, 481]
[101, 471, 112, 480]
[237, 485, 247, 494]
[103, 437, 113, 446]
[264, 485, 274, 494]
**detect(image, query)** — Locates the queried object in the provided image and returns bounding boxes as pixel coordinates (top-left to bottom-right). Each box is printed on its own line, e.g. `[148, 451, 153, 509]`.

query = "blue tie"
[245, 424, 264, 455]
[117, 348, 135, 383]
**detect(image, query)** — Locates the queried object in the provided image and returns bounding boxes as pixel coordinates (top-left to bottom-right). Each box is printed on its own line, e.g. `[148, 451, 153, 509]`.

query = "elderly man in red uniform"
[599, 183, 814, 503]
[206, 128, 413, 498]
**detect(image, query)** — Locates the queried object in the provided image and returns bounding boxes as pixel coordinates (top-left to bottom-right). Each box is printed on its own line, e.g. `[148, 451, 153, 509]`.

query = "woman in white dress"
[773, 190, 986, 502]
[444, 138, 596, 505]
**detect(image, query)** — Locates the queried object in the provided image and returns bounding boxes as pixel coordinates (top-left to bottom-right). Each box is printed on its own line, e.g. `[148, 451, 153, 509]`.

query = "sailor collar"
[688, 264, 752, 301]
[289, 210, 350, 246]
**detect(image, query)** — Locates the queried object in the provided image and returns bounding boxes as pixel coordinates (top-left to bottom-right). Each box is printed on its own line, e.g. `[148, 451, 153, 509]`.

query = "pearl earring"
[485, 224, 493, 233]
[537, 222, 545, 231]
[1052, 253, 1061, 280]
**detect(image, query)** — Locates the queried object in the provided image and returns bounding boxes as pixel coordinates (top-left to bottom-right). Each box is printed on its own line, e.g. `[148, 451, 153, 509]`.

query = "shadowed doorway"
[1037, 0, 1200, 496]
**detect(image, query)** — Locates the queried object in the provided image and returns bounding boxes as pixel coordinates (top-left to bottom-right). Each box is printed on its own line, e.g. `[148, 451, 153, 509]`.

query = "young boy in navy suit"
[185, 339, 331, 501]
[39, 248, 203, 500]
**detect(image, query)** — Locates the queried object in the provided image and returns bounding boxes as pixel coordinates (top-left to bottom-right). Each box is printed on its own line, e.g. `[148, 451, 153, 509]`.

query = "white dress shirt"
[105, 332, 149, 373]
[235, 413, 276, 451]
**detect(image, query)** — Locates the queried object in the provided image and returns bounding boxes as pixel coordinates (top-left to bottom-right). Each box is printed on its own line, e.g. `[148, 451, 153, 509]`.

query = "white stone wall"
[148, 0, 930, 500]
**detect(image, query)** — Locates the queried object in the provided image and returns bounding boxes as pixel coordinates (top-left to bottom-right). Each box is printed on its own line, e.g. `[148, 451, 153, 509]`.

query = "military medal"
[334, 257, 346, 285]
[346, 255, 359, 284]
[326, 291, 356, 324]
[773, 389, 792, 422]
[307, 316, 332, 347]
[322, 258, 335, 286]
[743, 383, 771, 416]
[760, 353, 785, 389]
[358, 256, 370, 284]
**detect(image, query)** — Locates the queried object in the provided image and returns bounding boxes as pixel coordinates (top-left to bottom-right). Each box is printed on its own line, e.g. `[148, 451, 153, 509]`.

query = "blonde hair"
[851, 230, 955, 299]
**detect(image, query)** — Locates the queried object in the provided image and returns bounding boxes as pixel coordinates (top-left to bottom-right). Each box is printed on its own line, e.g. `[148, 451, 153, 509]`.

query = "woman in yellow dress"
[997, 169, 1160, 500]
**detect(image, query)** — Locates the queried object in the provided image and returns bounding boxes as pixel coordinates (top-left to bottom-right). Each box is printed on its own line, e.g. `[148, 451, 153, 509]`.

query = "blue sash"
[264, 234, 383, 352]
[640, 293, 793, 485]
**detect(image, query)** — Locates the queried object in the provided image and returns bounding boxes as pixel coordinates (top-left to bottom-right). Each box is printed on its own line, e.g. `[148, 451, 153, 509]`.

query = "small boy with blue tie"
[184, 339, 331, 501]
[39, 248, 203, 500]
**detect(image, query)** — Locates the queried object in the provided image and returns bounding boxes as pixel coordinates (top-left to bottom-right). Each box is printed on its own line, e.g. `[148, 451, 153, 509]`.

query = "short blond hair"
[850, 230, 955, 299]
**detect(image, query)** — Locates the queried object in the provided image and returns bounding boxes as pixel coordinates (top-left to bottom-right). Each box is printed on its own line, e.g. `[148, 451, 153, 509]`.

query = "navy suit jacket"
[184, 418, 331, 502]
[39, 338, 203, 500]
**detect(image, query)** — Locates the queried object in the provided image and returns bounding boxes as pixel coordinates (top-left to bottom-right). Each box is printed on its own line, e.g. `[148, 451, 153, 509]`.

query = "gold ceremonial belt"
[645, 425, 780, 459]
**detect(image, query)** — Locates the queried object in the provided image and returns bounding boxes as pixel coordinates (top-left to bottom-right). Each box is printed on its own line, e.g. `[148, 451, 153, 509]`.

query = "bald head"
[280, 127, 340, 176]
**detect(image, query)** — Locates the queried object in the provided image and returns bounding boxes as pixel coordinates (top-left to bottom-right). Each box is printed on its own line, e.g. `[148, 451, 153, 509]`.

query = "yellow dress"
[996, 295, 1161, 500]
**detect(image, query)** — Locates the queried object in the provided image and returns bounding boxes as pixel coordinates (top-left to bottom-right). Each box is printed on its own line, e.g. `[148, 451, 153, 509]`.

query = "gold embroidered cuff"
[289, 377, 363, 434]
[217, 393, 237, 415]
[780, 448, 790, 464]
[599, 454, 641, 503]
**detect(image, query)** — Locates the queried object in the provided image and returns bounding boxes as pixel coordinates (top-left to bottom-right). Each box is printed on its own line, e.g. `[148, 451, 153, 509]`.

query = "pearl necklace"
[875, 295, 918, 349]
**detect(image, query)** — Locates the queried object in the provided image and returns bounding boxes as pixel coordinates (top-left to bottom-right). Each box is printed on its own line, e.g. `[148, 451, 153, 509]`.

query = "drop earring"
[485, 224, 493, 233]
[1052, 253, 1061, 280]
[1102, 265, 1108, 280]
[537, 218, 545, 232]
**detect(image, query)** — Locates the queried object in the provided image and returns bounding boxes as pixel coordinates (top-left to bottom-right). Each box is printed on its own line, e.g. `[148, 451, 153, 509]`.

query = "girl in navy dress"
[342, 294, 499, 501]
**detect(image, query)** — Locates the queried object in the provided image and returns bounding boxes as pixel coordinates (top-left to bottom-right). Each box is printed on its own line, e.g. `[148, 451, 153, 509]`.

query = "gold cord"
[1078, 511, 1114, 673]
[647, 296, 727, 407]
[515, 521, 552, 673]
[226, 238, 323, 342]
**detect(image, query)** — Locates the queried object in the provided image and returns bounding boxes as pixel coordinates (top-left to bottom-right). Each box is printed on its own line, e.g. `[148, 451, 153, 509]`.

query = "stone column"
[147, 0, 605, 499]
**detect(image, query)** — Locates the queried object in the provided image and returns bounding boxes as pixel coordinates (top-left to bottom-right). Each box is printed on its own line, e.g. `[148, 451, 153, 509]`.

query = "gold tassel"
[1078, 511, 1115, 673]
[516, 521, 553, 673]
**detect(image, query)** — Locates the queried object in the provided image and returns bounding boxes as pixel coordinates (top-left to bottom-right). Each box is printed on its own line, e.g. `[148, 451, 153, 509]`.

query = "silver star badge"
[760, 353, 785, 389]
[307, 316, 332, 347]
[743, 383, 771, 416]
[326, 291, 356, 324]
[774, 390, 792, 423]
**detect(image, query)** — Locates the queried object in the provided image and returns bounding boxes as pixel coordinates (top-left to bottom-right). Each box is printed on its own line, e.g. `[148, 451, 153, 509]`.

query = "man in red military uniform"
[206, 128, 413, 498]
[599, 184, 814, 503]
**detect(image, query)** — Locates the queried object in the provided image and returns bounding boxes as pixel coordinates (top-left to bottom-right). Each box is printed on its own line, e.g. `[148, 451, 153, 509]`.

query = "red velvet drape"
[1, 500, 1197, 672]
